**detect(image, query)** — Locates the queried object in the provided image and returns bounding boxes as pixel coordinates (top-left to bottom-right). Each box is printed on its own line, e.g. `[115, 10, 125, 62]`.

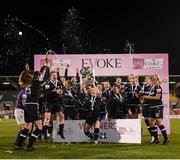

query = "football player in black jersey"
[84, 87, 103, 143]
[63, 80, 77, 120]
[77, 85, 92, 120]
[43, 71, 65, 140]
[108, 84, 128, 119]
[141, 75, 169, 145]
[140, 76, 154, 141]
[101, 81, 112, 114]
[125, 74, 141, 119]
[22, 71, 43, 151]
[102, 81, 112, 99]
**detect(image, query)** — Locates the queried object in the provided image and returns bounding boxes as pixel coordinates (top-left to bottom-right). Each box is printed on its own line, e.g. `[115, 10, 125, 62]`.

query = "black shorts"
[44, 101, 63, 114]
[85, 110, 100, 126]
[142, 105, 150, 118]
[24, 103, 41, 123]
[39, 98, 45, 115]
[128, 104, 140, 113]
[79, 109, 88, 120]
[149, 105, 163, 119]
[63, 105, 76, 119]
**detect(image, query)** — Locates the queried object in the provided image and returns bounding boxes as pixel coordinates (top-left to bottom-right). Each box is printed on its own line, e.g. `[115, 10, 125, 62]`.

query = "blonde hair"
[150, 75, 162, 85]
[102, 81, 111, 90]
[129, 74, 139, 85]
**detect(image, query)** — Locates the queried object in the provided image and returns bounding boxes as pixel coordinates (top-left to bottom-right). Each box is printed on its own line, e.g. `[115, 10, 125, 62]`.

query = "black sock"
[144, 119, 152, 136]
[17, 128, 29, 146]
[59, 124, 64, 133]
[155, 125, 158, 131]
[84, 131, 94, 139]
[14, 131, 20, 145]
[48, 121, 53, 135]
[150, 126, 158, 140]
[43, 125, 49, 139]
[158, 125, 168, 140]
[28, 128, 42, 147]
[94, 128, 100, 140]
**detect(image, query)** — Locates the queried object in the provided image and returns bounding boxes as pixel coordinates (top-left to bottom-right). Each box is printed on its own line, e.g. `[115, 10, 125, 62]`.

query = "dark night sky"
[0, 0, 180, 75]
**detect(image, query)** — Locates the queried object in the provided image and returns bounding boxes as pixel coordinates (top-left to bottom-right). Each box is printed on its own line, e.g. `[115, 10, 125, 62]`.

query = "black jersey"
[102, 89, 112, 98]
[84, 96, 102, 112]
[44, 80, 64, 102]
[73, 72, 81, 93]
[108, 92, 128, 119]
[141, 84, 152, 104]
[26, 80, 41, 103]
[62, 89, 77, 106]
[125, 84, 141, 104]
[101, 89, 112, 104]
[141, 84, 151, 95]
[147, 85, 163, 106]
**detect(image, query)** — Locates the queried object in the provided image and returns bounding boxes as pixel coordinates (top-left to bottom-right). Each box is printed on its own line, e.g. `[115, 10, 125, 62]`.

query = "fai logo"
[118, 127, 135, 134]
[133, 58, 163, 69]
[52, 59, 71, 69]
[133, 58, 144, 69]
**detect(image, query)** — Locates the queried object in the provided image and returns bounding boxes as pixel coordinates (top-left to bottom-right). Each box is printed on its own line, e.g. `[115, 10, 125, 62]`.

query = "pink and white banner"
[53, 119, 141, 143]
[34, 53, 170, 134]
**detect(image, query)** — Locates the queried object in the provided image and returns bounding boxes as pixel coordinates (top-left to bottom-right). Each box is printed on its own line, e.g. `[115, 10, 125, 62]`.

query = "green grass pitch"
[0, 119, 180, 159]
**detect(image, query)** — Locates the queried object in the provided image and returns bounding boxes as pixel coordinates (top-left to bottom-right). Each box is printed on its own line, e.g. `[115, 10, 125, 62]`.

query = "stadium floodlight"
[3, 82, 10, 85]
[169, 81, 176, 84]
[18, 31, 23, 36]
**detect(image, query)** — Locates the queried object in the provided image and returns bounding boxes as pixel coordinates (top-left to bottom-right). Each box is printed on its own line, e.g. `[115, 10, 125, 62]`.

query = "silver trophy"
[80, 66, 95, 86]
[80, 66, 92, 77]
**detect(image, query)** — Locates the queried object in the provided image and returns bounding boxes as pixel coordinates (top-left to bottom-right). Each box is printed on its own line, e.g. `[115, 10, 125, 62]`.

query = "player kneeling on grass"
[84, 87, 105, 144]
[24, 71, 44, 151]
[14, 70, 33, 150]
[140, 75, 169, 145]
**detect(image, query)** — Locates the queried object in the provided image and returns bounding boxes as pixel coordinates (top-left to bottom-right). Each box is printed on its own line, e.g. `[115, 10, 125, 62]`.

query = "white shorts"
[14, 108, 25, 125]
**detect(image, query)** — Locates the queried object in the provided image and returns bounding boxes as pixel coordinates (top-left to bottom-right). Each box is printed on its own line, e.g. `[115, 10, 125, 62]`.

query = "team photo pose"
[12, 60, 170, 151]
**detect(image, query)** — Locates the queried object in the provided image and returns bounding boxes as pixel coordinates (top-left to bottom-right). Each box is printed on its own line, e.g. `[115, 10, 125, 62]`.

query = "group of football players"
[13, 62, 169, 152]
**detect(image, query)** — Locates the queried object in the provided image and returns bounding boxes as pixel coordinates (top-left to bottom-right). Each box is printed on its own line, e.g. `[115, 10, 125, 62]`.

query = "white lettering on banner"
[82, 58, 122, 69]
[53, 119, 141, 144]
[144, 59, 163, 69]
[52, 59, 71, 69]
